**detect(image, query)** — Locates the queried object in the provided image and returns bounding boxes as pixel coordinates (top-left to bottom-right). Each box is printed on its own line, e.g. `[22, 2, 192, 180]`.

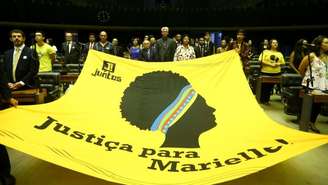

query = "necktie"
[201, 46, 204, 57]
[68, 42, 71, 54]
[147, 49, 150, 60]
[113, 47, 117, 55]
[13, 48, 20, 82]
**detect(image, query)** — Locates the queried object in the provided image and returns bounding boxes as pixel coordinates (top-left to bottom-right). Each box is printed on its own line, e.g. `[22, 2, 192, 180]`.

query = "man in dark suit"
[3, 29, 39, 91]
[61, 32, 81, 64]
[204, 32, 215, 55]
[81, 33, 96, 62]
[155, 27, 177, 61]
[0, 60, 18, 185]
[111, 38, 124, 57]
[195, 37, 211, 58]
[139, 40, 156, 61]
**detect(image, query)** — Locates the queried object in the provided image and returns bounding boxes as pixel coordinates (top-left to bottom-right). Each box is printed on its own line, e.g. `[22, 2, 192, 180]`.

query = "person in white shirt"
[298, 35, 328, 133]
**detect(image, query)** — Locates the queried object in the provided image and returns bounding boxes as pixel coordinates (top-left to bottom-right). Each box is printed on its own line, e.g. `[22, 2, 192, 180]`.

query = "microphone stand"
[78, 42, 83, 74]
[305, 54, 314, 94]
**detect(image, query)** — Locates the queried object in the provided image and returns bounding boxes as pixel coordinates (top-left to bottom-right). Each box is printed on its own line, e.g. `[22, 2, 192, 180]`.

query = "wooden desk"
[255, 75, 281, 102]
[299, 90, 328, 131]
[12, 88, 46, 104]
[60, 73, 79, 84]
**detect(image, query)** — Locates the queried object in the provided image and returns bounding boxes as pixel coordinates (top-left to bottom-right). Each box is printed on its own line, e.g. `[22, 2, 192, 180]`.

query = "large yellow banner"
[1, 50, 328, 185]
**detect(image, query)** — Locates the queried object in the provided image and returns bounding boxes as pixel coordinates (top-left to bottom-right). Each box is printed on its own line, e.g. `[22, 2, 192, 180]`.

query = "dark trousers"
[311, 103, 322, 123]
[0, 101, 9, 111]
[0, 103, 11, 177]
[260, 72, 281, 103]
[0, 144, 10, 176]
[301, 86, 323, 124]
[260, 83, 275, 103]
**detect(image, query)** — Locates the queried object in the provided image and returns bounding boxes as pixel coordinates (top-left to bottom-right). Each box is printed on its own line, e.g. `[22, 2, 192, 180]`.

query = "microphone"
[303, 43, 316, 47]
[303, 43, 317, 54]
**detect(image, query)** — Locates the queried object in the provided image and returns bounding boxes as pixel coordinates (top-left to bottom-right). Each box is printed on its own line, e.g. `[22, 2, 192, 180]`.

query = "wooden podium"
[11, 88, 46, 104]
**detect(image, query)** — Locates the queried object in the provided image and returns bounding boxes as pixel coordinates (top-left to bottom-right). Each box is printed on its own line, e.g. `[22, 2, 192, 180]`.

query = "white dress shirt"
[12, 44, 25, 85]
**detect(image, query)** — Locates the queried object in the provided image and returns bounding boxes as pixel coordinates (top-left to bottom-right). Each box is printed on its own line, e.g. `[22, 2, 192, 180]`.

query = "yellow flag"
[1, 50, 327, 185]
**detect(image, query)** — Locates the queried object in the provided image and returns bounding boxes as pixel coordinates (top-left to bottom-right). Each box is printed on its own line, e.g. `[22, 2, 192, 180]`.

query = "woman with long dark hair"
[289, 39, 308, 73]
[129, 37, 141, 60]
[298, 35, 328, 133]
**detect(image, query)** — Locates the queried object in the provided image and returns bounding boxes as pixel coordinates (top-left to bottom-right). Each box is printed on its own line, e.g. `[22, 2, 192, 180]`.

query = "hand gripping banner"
[1, 50, 328, 185]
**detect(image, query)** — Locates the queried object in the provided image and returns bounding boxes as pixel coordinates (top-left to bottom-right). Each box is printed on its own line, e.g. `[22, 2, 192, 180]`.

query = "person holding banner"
[0, 62, 18, 185]
[229, 30, 250, 73]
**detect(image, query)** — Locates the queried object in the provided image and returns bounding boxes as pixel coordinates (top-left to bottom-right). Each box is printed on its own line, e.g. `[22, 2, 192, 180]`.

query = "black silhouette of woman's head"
[120, 71, 217, 148]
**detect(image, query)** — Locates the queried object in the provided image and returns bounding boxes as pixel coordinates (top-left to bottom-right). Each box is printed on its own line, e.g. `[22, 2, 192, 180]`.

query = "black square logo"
[102, 61, 116, 73]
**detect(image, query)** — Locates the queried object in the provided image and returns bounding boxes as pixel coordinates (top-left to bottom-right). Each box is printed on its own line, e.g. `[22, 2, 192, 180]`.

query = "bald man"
[94, 31, 113, 54]
[139, 40, 156, 61]
[155, 27, 177, 61]
[111, 38, 124, 57]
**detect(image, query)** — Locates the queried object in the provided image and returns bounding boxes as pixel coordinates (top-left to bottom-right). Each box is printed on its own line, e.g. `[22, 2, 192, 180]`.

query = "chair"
[248, 60, 260, 66]
[66, 64, 83, 73]
[281, 64, 296, 74]
[280, 74, 303, 115]
[0, 55, 4, 64]
[248, 64, 261, 94]
[36, 72, 61, 102]
[0, 89, 46, 105]
[52, 63, 66, 74]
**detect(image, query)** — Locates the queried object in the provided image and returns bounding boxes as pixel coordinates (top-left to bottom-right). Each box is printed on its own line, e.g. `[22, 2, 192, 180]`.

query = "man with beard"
[4, 29, 39, 90]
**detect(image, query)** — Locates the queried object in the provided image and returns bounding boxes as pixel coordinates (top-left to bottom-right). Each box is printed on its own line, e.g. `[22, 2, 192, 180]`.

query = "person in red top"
[229, 29, 250, 74]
